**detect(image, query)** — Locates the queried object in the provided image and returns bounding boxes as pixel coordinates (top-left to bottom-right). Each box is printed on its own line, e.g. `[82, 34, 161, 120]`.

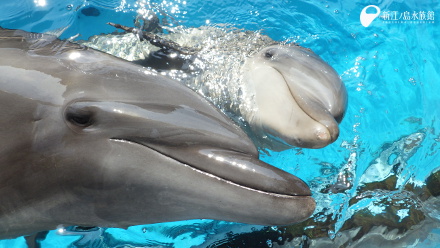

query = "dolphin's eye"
[264, 51, 274, 59]
[67, 114, 92, 127]
[65, 109, 94, 127]
[263, 48, 278, 60]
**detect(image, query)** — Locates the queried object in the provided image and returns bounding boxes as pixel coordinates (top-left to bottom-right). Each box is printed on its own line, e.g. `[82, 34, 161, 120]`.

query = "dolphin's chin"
[266, 121, 334, 150]
[110, 138, 312, 198]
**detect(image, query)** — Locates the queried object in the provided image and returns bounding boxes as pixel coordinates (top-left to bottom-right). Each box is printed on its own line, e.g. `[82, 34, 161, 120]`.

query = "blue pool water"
[1, 0, 439, 247]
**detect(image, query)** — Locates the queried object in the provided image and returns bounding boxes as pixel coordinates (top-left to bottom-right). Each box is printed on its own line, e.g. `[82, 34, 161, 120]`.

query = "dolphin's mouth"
[110, 138, 311, 197]
[273, 67, 340, 143]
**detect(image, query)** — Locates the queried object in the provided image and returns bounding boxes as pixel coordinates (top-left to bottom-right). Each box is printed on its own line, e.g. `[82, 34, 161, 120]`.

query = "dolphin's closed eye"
[65, 106, 94, 127]
[264, 50, 275, 59]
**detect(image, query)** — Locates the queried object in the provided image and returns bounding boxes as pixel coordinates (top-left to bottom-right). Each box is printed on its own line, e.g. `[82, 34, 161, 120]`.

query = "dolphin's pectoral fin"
[107, 22, 196, 71]
[107, 22, 197, 55]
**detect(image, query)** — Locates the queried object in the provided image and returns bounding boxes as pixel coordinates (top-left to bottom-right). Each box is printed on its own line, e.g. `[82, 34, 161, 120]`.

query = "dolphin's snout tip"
[316, 116, 340, 145]
[270, 196, 316, 226]
[327, 121, 340, 143]
[316, 129, 330, 142]
[302, 197, 317, 221]
[308, 126, 333, 149]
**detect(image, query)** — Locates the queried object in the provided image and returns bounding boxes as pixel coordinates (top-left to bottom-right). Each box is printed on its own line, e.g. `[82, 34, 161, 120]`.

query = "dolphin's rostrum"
[0, 28, 315, 239]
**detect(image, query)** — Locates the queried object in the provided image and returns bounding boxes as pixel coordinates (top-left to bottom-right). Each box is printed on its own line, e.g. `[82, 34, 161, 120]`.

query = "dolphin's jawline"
[272, 67, 321, 124]
[270, 66, 330, 136]
[110, 138, 310, 198]
[272, 66, 337, 141]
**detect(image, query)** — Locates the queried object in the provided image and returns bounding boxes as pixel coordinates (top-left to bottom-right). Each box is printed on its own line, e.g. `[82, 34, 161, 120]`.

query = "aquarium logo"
[361, 5, 435, 27]
[360, 5, 381, 27]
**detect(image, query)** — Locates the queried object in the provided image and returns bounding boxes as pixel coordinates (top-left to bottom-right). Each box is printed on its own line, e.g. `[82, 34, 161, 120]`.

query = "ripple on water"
[0, 0, 34, 21]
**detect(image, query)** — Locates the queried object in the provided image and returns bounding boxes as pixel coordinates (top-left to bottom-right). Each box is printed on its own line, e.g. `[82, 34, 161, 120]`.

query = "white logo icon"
[360, 5, 381, 27]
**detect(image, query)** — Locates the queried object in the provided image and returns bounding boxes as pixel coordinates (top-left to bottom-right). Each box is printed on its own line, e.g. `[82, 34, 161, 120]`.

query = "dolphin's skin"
[0, 28, 315, 239]
[242, 45, 347, 149]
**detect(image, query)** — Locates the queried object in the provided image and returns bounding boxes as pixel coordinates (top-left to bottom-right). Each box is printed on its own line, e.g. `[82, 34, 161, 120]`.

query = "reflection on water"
[1, 0, 440, 247]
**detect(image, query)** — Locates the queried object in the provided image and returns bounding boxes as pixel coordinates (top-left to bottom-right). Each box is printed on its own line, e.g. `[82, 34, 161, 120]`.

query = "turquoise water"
[1, 0, 439, 247]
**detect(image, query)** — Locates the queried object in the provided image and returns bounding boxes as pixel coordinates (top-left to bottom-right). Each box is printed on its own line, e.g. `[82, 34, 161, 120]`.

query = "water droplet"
[66, 4, 73, 11]
[142, 227, 147, 233]
[56, 225, 66, 235]
[266, 239, 273, 247]
[334, 10, 339, 14]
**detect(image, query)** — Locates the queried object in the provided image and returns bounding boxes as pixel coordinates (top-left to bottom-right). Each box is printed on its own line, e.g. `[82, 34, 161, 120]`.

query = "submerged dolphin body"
[80, 26, 347, 150]
[0, 28, 315, 239]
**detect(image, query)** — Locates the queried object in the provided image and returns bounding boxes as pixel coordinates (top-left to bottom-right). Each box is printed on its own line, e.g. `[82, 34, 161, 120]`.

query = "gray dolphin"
[0, 28, 315, 239]
[242, 45, 347, 149]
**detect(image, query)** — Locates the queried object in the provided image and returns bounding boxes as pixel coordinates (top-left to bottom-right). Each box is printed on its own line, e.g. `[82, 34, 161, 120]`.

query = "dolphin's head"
[0, 29, 315, 238]
[242, 45, 347, 149]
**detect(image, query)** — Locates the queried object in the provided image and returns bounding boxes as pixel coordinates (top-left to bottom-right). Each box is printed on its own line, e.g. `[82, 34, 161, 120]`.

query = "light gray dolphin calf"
[0, 28, 315, 239]
[242, 45, 347, 149]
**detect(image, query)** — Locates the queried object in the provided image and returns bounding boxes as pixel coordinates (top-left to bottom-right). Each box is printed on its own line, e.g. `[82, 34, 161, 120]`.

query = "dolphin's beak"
[67, 101, 312, 198]
[280, 66, 342, 144]
[130, 143, 312, 197]
[265, 46, 347, 148]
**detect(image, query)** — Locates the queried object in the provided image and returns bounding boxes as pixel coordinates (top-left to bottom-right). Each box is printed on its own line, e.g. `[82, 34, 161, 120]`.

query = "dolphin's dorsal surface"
[0, 28, 315, 239]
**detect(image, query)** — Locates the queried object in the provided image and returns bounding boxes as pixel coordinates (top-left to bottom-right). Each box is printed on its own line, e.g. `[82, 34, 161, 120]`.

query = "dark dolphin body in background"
[0, 28, 315, 239]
